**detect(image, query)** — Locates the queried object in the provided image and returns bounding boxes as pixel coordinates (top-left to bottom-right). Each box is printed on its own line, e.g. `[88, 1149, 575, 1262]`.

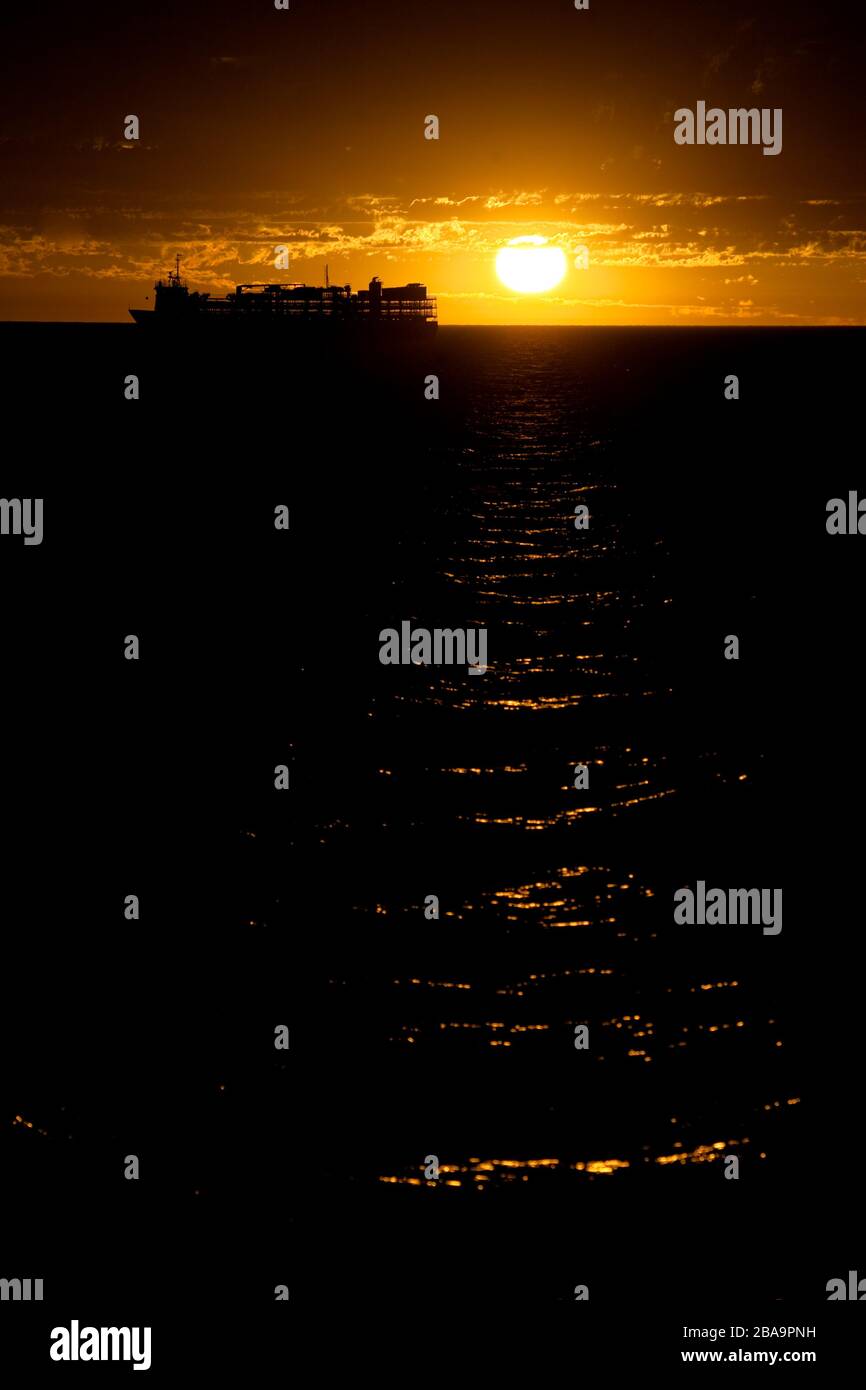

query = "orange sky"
[1, 0, 864, 324]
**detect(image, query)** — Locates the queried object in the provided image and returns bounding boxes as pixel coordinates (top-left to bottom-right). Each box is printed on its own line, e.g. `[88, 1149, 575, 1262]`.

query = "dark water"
[1, 325, 862, 1319]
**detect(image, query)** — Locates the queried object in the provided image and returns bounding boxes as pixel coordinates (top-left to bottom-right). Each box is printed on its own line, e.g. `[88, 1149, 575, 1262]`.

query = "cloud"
[1, 184, 865, 323]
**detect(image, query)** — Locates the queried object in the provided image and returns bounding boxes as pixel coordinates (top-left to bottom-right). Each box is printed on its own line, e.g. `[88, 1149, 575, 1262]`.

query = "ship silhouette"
[130, 256, 437, 332]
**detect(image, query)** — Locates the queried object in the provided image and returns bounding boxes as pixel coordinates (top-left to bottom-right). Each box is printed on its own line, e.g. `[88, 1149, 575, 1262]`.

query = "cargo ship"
[130, 257, 437, 332]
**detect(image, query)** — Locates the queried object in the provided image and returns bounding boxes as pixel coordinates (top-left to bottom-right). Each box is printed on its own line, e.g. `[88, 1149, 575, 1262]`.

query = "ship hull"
[128, 308, 436, 334]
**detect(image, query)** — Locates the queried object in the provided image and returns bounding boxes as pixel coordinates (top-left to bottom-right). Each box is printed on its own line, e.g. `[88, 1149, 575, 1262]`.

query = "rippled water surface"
[301, 329, 803, 1217]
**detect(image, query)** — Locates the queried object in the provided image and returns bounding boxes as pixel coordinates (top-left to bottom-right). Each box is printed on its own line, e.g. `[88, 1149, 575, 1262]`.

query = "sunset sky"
[1, 0, 864, 323]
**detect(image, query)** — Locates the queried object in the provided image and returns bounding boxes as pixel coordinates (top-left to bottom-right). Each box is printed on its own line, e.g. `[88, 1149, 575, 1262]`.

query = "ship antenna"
[175, 252, 181, 282]
[325, 263, 329, 289]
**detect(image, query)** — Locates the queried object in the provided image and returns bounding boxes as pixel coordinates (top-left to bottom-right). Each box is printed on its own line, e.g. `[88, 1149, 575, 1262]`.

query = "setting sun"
[495, 236, 567, 295]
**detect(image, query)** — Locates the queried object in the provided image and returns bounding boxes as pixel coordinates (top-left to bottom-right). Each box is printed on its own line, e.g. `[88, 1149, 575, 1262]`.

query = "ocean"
[1, 324, 862, 1315]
